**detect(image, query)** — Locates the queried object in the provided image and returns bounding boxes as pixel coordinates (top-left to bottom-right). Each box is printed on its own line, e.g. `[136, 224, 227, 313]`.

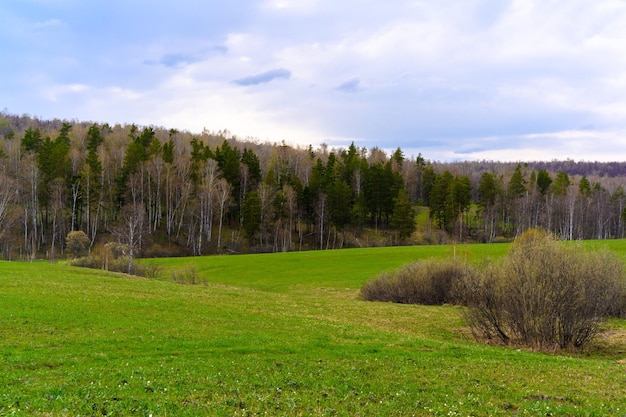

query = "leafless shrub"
[360, 259, 470, 305]
[70, 255, 100, 269]
[140, 262, 162, 279]
[104, 241, 129, 259]
[171, 266, 206, 285]
[460, 230, 625, 350]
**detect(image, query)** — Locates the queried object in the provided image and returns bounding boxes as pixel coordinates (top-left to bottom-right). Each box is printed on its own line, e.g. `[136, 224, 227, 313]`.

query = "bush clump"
[361, 229, 626, 351]
[65, 230, 90, 258]
[171, 266, 207, 285]
[459, 230, 625, 350]
[70, 240, 161, 279]
[360, 258, 469, 305]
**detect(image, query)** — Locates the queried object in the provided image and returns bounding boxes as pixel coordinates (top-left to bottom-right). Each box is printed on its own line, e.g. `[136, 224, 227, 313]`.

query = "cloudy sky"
[2, 0, 626, 161]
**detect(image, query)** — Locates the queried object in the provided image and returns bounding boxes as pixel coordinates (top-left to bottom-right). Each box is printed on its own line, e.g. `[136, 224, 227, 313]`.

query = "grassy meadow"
[2, 242, 626, 416]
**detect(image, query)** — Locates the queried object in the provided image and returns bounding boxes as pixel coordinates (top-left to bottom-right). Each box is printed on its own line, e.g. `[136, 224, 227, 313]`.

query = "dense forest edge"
[2, 111, 626, 267]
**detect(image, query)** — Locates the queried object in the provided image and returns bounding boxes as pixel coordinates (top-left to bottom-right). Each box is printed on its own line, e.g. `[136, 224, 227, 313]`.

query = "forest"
[1, 112, 626, 262]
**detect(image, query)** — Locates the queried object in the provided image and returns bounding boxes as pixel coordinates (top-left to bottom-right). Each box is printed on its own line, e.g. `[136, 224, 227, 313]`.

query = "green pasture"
[146, 243, 510, 292]
[1, 242, 626, 416]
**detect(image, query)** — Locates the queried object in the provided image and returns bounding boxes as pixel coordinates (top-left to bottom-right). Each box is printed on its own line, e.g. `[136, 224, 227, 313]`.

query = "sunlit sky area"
[3, 0, 626, 161]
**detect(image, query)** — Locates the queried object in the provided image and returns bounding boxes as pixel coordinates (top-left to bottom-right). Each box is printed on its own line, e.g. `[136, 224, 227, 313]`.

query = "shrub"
[360, 259, 470, 305]
[459, 231, 625, 350]
[65, 230, 90, 258]
[69, 255, 100, 269]
[171, 266, 207, 285]
[142, 242, 185, 258]
[104, 241, 129, 259]
[140, 262, 163, 279]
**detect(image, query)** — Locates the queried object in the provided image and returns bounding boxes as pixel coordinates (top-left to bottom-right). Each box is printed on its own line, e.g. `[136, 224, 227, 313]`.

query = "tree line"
[0, 114, 418, 260]
[422, 162, 626, 243]
[1, 112, 625, 261]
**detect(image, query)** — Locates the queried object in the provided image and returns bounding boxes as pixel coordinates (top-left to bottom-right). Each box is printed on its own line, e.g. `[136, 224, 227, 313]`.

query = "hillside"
[2, 112, 626, 264]
[2, 244, 626, 415]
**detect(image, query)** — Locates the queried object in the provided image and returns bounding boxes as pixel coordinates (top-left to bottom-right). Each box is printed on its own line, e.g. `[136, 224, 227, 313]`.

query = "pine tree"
[391, 188, 415, 239]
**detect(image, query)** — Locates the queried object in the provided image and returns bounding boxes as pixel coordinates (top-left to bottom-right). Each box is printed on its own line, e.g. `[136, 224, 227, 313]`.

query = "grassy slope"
[0, 243, 625, 416]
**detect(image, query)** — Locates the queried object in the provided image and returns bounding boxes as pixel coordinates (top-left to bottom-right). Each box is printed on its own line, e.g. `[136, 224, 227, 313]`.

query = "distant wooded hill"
[1, 112, 625, 261]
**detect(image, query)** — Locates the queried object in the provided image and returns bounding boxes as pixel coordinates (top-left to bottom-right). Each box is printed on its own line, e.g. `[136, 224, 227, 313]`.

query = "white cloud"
[430, 129, 626, 162]
[4, 0, 626, 161]
[43, 83, 89, 102]
[262, 0, 320, 12]
[33, 18, 64, 28]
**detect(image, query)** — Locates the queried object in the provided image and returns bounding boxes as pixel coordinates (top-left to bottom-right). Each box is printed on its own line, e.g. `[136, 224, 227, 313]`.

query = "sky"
[2, 0, 626, 162]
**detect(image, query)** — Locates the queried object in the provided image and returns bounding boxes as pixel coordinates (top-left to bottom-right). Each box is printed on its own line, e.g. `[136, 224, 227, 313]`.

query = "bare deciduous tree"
[215, 178, 232, 254]
[0, 171, 16, 242]
[113, 203, 145, 274]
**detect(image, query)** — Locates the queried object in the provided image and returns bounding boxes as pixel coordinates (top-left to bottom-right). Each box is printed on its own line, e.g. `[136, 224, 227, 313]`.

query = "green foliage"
[421, 163, 436, 206]
[116, 126, 159, 200]
[9, 113, 626, 259]
[35, 125, 73, 207]
[162, 139, 175, 164]
[553, 171, 570, 196]
[242, 190, 262, 241]
[507, 164, 527, 198]
[535, 169, 552, 195]
[453, 175, 472, 214]
[188, 137, 214, 182]
[429, 171, 471, 232]
[429, 170, 453, 229]
[390, 188, 415, 239]
[42, 132, 71, 181]
[241, 147, 261, 190]
[87, 123, 104, 151]
[477, 171, 501, 207]
[122, 127, 155, 174]
[326, 177, 352, 229]
[351, 193, 369, 230]
[579, 175, 591, 197]
[215, 139, 241, 189]
[83, 124, 104, 201]
[21, 127, 42, 151]
[339, 142, 363, 187]
[364, 161, 403, 226]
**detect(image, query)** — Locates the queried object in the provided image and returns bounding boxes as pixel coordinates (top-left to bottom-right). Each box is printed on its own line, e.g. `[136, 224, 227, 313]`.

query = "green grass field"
[2, 242, 626, 416]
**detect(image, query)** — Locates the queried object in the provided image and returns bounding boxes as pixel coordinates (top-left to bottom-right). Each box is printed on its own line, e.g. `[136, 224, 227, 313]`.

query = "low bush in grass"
[360, 258, 469, 305]
[171, 266, 207, 285]
[65, 230, 91, 258]
[458, 230, 625, 349]
[361, 229, 626, 350]
[70, 242, 161, 278]
[69, 254, 100, 269]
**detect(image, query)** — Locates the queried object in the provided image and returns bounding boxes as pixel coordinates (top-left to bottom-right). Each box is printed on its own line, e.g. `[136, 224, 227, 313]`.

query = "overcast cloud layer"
[2, 0, 626, 161]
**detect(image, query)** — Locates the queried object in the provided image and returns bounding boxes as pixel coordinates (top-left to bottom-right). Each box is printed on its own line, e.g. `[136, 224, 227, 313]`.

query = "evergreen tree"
[327, 177, 352, 230]
[478, 172, 499, 207]
[391, 188, 415, 239]
[430, 170, 454, 230]
[22, 127, 42, 152]
[536, 169, 552, 195]
[579, 176, 591, 197]
[553, 171, 570, 196]
[421, 163, 436, 206]
[242, 190, 262, 242]
[508, 164, 527, 198]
